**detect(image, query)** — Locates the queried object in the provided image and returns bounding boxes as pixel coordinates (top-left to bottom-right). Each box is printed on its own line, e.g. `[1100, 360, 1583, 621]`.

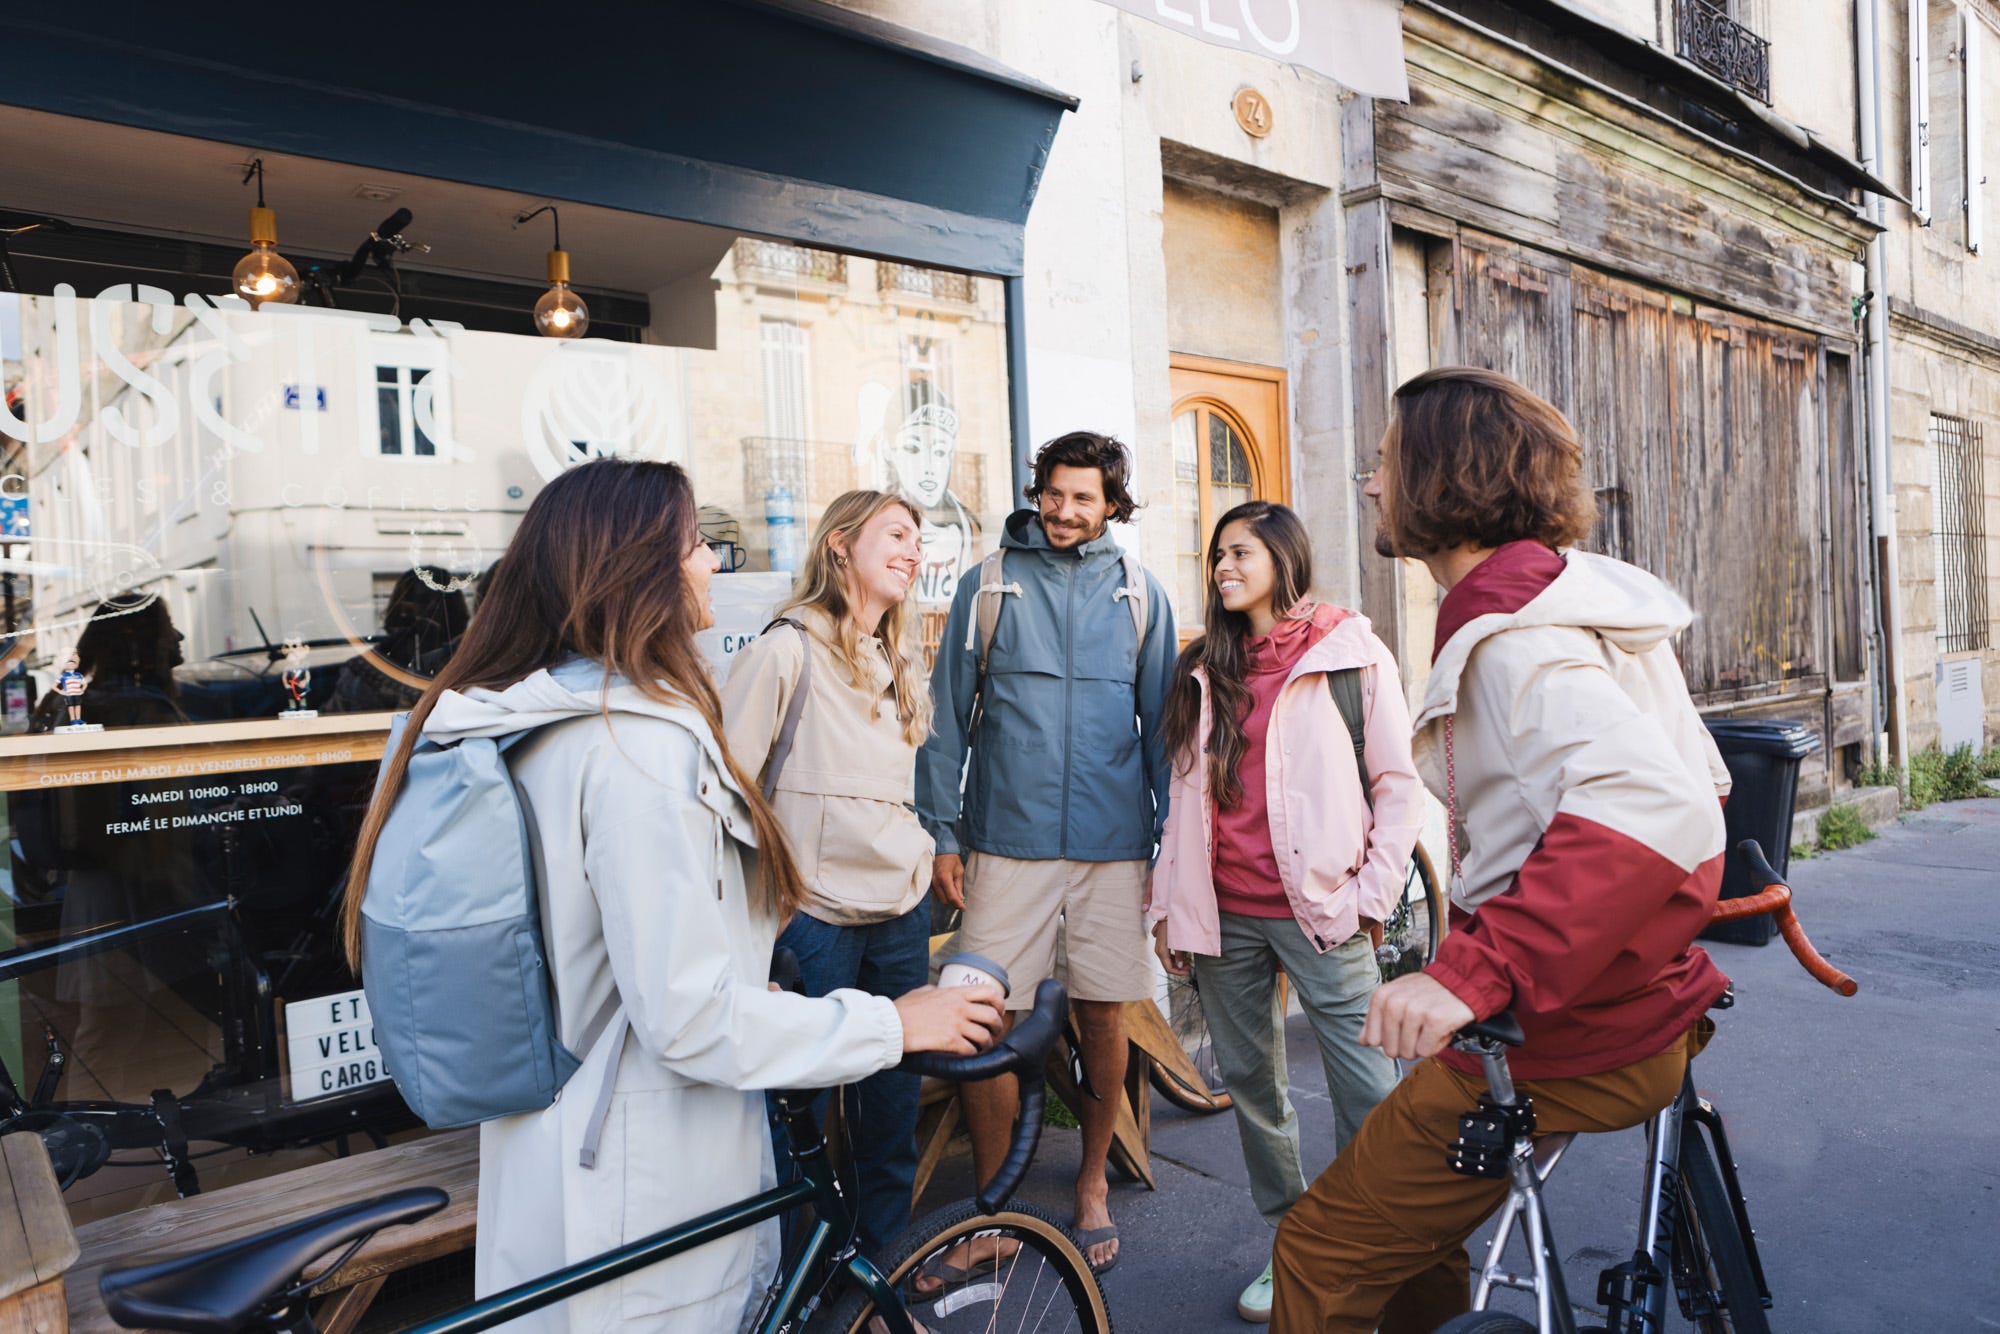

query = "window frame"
[367, 334, 450, 462]
[1929, 410, 1991, 653]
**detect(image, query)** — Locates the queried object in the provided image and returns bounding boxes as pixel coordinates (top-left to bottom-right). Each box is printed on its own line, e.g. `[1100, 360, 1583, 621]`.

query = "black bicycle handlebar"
[1735, 839, 1785, 891]
[899, 978, 1068, 1214]
[767, 948, 1066, 1215]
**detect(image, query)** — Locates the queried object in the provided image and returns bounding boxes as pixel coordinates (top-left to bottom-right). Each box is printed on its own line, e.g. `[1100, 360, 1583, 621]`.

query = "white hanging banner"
[1101, 0, 1409, 101]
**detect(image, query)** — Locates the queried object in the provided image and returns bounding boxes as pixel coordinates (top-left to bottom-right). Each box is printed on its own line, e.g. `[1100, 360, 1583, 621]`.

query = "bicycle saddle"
[1457, 1012, 1525, 1047]
[99, 1187, 448, 1333]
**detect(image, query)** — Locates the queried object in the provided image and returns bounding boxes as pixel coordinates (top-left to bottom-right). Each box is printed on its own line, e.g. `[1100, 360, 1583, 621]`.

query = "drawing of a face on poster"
[890, 385, 957, 510]
[857, 378, 978, 604]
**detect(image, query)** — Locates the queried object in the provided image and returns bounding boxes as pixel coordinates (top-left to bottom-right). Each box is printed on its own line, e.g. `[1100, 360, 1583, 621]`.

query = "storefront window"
[0, 231, 1010, 1217]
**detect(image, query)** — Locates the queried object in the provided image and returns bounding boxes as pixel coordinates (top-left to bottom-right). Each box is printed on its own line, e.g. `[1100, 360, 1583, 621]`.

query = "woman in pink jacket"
[1148, 501, 1426, 1325]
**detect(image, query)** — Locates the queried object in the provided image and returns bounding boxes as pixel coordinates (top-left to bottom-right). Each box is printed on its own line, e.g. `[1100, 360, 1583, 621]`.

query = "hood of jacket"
[1416, 549, 1693, 729]
[999, 508, 1126, 560]
[1190, 603, 1379, 691]
[422, 659, 744, 799]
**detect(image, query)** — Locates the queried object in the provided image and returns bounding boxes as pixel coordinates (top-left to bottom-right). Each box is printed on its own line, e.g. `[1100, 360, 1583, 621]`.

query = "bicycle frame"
[1460, 1037, 1579, 1334]
[1463, 1055, 1775, 1334]
[357, 1083, 914, 1334]
[1591, 1083, 1690, 1334]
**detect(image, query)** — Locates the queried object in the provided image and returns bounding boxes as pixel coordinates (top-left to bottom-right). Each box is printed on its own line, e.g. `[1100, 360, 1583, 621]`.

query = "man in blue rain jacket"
[918, 431, 1176, 1277]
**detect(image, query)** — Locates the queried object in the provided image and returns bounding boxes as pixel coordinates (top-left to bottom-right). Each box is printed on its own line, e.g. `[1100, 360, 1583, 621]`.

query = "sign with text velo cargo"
[284, 989, 391, 1103]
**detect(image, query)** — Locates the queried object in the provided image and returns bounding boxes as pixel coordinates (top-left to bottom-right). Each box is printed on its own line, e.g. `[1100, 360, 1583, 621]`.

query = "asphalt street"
[919, 794, 2000, 1332]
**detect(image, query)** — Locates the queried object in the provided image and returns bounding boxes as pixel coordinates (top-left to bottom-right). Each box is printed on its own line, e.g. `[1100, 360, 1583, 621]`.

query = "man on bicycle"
[1269, 367, 1733, 1333]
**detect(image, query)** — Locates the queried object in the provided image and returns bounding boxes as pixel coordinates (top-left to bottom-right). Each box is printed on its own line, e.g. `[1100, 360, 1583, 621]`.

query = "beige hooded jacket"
[722, 604, 934, 926]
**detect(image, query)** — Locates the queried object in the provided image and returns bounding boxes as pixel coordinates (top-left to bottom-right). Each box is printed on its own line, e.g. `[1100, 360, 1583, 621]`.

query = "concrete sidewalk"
[919, 795, 2000, 1331]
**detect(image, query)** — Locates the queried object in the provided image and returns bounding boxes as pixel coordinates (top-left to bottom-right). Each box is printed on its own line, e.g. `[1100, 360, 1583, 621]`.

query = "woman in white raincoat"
[340, 459, 1003, 1332]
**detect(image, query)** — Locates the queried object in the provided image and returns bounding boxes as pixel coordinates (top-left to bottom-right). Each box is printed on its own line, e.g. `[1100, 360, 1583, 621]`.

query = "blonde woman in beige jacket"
[722, 489, 937, 1254]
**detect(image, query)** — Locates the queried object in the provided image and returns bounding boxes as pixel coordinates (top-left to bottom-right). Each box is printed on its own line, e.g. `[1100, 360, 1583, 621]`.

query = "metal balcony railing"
[876, 263, 977, 304]
[1676, 0, 1771, 104]
[733, 239, 847, 287]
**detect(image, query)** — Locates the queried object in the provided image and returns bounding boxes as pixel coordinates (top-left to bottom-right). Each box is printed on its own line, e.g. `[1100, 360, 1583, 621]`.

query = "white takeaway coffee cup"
[937, 951, 1010, 1000]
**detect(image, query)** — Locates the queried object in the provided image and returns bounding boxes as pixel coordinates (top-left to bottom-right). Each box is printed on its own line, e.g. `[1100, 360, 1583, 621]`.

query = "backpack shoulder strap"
[1113, 547, 1147, 647]
[970, 549, 1011, 679]
[759, 617, 814, 800]
[1327, 667, 1370, 809]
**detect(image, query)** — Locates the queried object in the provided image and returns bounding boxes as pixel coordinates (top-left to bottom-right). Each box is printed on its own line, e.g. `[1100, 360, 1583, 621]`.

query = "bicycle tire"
[822, 1197, 1113, 1334]
[1147, 970, 1234, 1114]
[1429, 1313, 1536, 1333]
[1377, 844, 1446, 984]
[1672, 1127, 1771, 1334]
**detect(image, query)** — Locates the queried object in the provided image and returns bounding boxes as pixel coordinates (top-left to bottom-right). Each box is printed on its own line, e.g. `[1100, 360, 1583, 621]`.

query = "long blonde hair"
[777, 490, 934, 746]
[340, 459, 805, 966]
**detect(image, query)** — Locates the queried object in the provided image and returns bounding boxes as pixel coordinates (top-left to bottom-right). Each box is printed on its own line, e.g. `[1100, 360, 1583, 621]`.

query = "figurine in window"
[55, 652, 86, 728]
[280, 637, 316, 717]
[31, 600, 186, 733]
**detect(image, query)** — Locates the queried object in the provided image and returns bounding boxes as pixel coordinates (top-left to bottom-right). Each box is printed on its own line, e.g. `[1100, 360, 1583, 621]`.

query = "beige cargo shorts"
[956, 851, 1151, 1012]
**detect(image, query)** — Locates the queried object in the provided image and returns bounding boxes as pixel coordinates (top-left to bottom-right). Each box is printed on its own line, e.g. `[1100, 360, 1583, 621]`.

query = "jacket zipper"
[1059, 547, 1076, 858]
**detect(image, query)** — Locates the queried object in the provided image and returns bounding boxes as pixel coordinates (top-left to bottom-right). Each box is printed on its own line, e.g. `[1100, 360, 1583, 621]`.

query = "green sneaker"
[1236, 1260, 1275, 1323]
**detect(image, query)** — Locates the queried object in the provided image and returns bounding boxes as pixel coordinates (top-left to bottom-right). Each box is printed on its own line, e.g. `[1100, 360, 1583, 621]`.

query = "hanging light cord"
[513, 205, 563, 251]
[242, 158, 267, 208]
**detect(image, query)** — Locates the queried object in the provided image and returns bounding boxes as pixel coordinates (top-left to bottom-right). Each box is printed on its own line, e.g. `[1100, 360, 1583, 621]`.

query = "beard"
[1373, 526, 1398, 559]
[1044, 518, 1103, 549]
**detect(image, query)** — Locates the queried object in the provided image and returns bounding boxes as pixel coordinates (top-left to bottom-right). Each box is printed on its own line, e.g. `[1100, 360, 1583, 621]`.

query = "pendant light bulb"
[234, 161, 301, 308]
[518, 206, 589, 338]
[534, 250, 590, 339]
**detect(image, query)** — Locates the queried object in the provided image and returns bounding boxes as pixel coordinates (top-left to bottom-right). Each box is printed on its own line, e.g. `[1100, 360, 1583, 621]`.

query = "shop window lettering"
[3, 283, 466, 462]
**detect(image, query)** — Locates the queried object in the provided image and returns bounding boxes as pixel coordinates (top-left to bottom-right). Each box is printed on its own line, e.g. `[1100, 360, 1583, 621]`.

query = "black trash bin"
[1700, 719, 1822, 946]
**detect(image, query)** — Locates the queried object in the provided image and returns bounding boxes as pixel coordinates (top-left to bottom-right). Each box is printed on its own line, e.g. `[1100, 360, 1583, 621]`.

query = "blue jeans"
[771, 903, 929, 1254]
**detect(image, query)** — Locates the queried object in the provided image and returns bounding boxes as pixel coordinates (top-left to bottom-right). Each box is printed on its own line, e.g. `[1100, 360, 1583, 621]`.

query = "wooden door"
[1167, 354, 1289, 634]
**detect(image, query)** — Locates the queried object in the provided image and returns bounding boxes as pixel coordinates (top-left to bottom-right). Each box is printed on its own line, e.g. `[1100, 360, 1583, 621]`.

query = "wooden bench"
[61, 1129, 478, 1334]
[1, 1131, 79, 1334]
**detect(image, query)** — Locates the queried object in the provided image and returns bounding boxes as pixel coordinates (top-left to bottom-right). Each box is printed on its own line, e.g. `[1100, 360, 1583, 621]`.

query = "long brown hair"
[340, 458, 805, 966]
[775, 490, 934, 746]
[1161, 502, 1315, 808]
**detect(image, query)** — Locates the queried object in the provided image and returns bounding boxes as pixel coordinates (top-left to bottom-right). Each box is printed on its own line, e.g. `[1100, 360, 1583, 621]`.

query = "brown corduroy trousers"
[1269, 1027, 1704, 1334]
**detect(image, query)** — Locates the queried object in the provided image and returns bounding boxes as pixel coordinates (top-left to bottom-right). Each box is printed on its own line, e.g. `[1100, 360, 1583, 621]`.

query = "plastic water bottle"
[766, 485, 799, 573]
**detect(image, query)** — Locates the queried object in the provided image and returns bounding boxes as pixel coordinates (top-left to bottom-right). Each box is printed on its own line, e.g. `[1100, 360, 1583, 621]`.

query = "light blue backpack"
[358, 713, 622, 1165]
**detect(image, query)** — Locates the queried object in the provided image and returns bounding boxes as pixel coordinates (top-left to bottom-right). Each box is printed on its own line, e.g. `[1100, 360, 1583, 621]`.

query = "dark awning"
[3, 0, 1076, 276]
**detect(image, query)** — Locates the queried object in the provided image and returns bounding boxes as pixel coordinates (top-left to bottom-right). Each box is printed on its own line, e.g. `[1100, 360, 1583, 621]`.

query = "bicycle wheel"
[1377, 844, 1445, 984]
[1429, 1313, 1536, 1333]
[823, 1198, 1113, 1333]
[1147, 969, 1233, 1113]
[1671, 1128, 1770, 1334]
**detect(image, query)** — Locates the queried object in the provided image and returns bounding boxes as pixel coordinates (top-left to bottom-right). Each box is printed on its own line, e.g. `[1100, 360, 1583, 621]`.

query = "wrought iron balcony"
[1676, 0, 1771, 104]
[732, 239, 847, 288]
[877, 262, 977, 304]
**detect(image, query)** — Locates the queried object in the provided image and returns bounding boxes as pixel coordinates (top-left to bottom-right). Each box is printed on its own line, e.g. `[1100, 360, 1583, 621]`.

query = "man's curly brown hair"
[1378, 366, 1597, 557]
[1024, 431, 1140, 524]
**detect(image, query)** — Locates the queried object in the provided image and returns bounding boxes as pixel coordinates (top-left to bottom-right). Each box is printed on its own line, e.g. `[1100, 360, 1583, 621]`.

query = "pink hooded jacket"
[1147, 606, 1426, 956]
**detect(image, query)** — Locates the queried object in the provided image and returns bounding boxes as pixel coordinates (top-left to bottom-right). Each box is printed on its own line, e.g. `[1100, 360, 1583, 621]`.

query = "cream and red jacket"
[1416, 543, 1732, 1080]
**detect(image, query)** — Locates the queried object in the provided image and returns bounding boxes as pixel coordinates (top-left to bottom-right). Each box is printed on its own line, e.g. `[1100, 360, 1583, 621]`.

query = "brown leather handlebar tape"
[1708, 884, 1858, 996]
[1773, 905, 1860, 996]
